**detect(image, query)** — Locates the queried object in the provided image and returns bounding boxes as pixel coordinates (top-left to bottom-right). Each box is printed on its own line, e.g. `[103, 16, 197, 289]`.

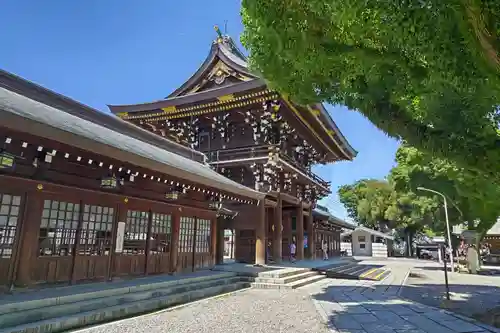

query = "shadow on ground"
[415, 265, 500, 276]
[399, 282, 500, 328]
[310, 283, 500, 332]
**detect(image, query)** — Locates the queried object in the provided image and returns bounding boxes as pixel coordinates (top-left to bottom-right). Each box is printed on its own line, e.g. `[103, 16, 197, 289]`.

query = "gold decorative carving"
[311, 109, 321, 116]
[162, 106, 177, 113]
[126, 89, 274, 122]
[283, 97, 340, 159]
[37, 184, 43, 191]
[306, 105, 350, 159]
[217, 94, 235, 102]
[116, 112, 128, 118]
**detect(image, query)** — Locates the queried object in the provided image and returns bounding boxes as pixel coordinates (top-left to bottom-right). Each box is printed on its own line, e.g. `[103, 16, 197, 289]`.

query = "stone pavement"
[400, 265, 500, 328]
[305, 277, 500, 333]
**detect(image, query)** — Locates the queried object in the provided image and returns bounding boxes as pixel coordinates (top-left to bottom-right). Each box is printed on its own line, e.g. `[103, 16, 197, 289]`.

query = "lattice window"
[150, 213, 171, 254]
[39, 200, 80, 256]
[79, 205, 114, 256]
[178, 217, 195, 253]
[195, 219, 211, 253]
[0, 194, 21, 258]
[123, 210, 149, 254]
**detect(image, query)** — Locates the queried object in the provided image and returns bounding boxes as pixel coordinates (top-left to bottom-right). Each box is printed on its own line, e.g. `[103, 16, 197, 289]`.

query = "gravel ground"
[76, 289, 330, 333]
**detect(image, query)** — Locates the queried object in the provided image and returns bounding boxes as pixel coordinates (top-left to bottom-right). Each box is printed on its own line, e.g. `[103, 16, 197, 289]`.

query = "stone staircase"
[316, 262, 391, 281]
[0, 271, 251, 333]
[251, 268, 325, 289]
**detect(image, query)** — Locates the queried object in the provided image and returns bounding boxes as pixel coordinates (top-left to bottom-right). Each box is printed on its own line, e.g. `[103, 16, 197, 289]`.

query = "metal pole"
[443, 196, 455, 272]
[442, 244, 451, 300]
[417, 187, 454, 272]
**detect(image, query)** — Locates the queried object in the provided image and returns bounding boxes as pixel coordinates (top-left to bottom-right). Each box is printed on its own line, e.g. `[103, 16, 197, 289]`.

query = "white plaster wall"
[351, 230, 372, 256]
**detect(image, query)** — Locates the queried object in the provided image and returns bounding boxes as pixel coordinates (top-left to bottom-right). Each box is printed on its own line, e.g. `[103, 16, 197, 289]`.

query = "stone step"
[251, 274, 325, 290]
[254, 271, 319, 284]
[312, 261, 355, 272]
[0, 280, 250, 333]
[331, 263, 359, 274]
[257, 268, 310, 279]
[0, 271, 236, 316]
[0, 275, 244, 329]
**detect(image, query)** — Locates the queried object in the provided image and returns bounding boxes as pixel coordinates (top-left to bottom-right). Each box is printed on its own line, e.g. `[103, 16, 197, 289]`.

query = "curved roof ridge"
[166, 32, 257, 99]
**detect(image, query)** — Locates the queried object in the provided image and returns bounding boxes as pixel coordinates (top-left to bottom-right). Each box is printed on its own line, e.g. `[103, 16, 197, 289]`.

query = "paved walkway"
[400, 264, 500, 328]
[306, 277, 500, 333]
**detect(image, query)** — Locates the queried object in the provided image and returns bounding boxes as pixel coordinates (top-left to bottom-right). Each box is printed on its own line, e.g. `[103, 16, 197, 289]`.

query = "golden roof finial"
[214, 24, 223, 42]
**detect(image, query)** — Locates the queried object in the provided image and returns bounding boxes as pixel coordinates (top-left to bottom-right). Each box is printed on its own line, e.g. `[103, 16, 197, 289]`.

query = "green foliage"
[337, 144, 500, 237]
[338, 179, 388, 228]
[241, 0, 500, 178]
[337, 179, 436, 231]
[389, 144, 500, 235]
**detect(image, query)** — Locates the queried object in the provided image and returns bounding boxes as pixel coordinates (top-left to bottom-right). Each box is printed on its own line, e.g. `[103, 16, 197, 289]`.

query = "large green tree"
[241, 0, 500, 178]
[338, 179, 437, 231]
[338, 178, 439, 256]
[389, 144, 500, 237]
[338, 179, 393, 229]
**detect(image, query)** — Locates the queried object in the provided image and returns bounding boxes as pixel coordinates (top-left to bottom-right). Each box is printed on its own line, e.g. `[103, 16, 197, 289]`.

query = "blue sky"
[0, 0, 399, 220]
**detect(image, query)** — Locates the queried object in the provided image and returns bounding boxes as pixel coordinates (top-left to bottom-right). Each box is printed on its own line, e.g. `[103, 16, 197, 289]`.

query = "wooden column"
[107, 201, 124, 281]
[296, 206, 304, 260]
[216, 223, 225, 265]
[70, 200, 84, 284]
[255, 200, 266, 266]
[272, 196, 282, 263]
[210, 215, 218, 267]
[170, 208, 181, 273]
[15, 191, 43, 287]
[282, 213, 292, 258]
[144, 209, 153, 275]
[306, 207, 314, 259]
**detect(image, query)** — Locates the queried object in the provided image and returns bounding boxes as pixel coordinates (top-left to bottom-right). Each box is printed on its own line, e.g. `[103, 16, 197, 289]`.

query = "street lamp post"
[417, 187, 454, 272]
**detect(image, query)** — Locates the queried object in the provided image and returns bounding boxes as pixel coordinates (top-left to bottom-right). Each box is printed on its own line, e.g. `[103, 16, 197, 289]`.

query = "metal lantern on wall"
[165, 191, 180, 200]
[0, 151, 15, 170]
[100, 175, 118, 189]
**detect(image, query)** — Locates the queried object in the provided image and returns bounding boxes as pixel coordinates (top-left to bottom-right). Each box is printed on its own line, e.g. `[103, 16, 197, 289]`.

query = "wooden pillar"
[214, 216, 224, 265]
[210, 215, 218, 267]
[296, 206, 304, 260]
[216, 223, 225, 265]
[14, 191, 43, 287]
[306, 208, 314, 259]
[70, 200, 84, 284]
[170, 208, 181, 273]
[144, 209, 153, 275]
[272, 196, 282, 263]
[107, 201, 125, 281]
[283, 213, 292, 258]
[255, 200, 266, 266]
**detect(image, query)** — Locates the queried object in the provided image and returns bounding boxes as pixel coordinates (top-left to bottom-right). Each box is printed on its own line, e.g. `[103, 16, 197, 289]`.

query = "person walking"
[322, 240, 329, 260]
[290, 241, 296, 263]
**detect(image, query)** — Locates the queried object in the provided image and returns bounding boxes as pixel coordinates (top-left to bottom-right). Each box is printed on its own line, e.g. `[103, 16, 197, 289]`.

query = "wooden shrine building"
[312, 205, 355, 259]
[109, 28, 357, 265]
[0, 70, 264, 290]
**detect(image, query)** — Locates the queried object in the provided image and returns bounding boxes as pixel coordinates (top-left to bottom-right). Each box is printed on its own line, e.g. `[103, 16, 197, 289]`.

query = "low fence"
[340, 242, 352, 256]
[372, 243, 388, 258]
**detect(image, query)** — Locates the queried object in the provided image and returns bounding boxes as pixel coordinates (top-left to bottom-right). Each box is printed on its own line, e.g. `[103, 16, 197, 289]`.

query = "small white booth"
[341, 226, 394, 257]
